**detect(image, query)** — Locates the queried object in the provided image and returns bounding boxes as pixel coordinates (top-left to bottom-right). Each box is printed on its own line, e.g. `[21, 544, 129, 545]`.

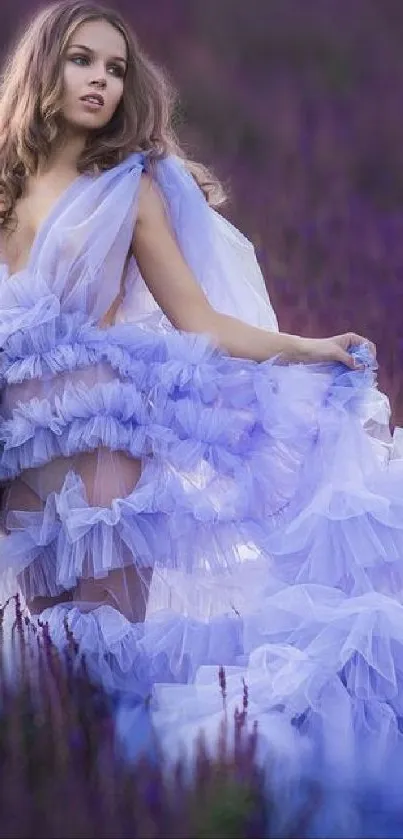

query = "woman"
[0, 0, 400, 780]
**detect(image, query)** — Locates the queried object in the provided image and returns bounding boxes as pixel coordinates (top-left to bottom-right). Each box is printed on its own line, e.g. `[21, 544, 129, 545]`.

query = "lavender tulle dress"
[0, 150, 402, 780]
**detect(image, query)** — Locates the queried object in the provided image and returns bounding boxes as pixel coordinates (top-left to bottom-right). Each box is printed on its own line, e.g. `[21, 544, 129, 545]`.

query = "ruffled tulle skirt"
[1, 313, 403, 783]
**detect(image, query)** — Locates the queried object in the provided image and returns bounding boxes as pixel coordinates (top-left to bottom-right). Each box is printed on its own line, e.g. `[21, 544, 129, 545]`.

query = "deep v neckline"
[0, 152, 145, 280]
[0, 173, 87, 279]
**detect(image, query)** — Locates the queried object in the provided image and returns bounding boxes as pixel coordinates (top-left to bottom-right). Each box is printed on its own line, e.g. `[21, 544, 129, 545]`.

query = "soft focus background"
[1, 0, 403, 422]
[0, 6, 403, 834]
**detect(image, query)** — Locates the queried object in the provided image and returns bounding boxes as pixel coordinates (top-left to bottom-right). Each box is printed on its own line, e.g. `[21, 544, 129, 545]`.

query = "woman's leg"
[71, 448, 153, 623]
[3, 449, 153, 623]
[2, 476, 73, 613]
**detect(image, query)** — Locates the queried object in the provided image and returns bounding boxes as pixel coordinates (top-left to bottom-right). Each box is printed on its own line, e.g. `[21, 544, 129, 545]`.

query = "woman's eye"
[70, 55, 89, 66]
[108, 65, 125, 78]
[68, 54, 124, 77]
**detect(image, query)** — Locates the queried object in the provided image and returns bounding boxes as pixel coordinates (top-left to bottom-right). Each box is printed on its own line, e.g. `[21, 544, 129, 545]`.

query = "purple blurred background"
[1, 0, 403, 421]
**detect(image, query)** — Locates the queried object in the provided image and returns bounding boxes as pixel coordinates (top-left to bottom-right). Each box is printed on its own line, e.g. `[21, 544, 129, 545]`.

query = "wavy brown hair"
[0, 0, 226, 229]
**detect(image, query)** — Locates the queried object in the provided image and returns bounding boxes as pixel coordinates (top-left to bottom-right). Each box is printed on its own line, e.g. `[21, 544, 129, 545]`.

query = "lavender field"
[0, 1, 403, 835]
[2, 595, 402, 839]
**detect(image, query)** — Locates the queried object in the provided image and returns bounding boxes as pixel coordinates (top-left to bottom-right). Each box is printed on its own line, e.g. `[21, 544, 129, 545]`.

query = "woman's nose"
[90, 77, 107, 88]
[89, 64, 107, 87]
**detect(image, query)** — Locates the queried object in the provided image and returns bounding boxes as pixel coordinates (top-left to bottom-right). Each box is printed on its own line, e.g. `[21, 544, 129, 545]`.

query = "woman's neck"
[38, 129, 88, 178]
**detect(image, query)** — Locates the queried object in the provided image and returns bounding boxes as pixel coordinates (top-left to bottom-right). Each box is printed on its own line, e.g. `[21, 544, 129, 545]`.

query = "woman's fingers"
[346, 332, 366, 347]
[348, 334, 377, 360]
[332, 334, 366, 368]
[339, 333, 377, 360]
[338, 348, 357, 369]
[366, 340, 377, 358]
[330, 339, 355, 368]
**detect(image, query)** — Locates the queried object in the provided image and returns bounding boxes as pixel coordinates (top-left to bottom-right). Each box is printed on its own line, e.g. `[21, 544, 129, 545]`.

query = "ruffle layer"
[150, 584, 403, 781]
[35, 578, 403, 785]
[0, 311, 377, 409]
[2, 316, 380, 429]
[38, 601, 243, 695]
[0, 324, 378, 497]
[3, 452, 403, 607]
[264, 484, 403, 597]
[0, 312, 223, 388]
[0, 466, 276, 593]
[0, 374, 316, 529]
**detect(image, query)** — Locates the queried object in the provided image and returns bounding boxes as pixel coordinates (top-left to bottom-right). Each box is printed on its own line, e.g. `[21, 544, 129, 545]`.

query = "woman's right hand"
[292, 333, 376, 369]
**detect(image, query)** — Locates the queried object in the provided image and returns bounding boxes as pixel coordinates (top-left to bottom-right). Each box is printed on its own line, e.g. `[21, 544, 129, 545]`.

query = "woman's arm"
[132, 176, 373, 368]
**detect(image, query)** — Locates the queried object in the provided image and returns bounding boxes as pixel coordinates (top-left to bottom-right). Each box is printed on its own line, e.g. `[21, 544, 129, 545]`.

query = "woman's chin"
[61, 113, 112, 134]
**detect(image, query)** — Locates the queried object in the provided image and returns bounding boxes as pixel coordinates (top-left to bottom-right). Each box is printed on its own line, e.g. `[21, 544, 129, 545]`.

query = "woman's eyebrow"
[68, 43, 127, 65]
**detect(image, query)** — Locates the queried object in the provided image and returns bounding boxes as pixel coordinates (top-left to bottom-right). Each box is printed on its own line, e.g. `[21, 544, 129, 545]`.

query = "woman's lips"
[79, 94, 105, 110]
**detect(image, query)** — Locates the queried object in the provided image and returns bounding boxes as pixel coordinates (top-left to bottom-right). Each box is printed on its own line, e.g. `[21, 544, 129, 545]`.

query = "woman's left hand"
[294, 333, 377, 369]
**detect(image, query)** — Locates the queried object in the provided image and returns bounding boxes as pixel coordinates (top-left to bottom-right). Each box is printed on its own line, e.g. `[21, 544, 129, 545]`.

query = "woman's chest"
[0, 217, 34, 275]
[0, 180, 79, 275]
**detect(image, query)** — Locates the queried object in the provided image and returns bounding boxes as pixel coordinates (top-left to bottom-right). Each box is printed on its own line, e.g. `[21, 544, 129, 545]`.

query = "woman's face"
[61, 18, 127, 132]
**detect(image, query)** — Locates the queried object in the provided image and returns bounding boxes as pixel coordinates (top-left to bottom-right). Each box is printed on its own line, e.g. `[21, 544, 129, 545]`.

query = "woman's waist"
[0, 307, 221, 402]
[0, 361, 124, 418]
